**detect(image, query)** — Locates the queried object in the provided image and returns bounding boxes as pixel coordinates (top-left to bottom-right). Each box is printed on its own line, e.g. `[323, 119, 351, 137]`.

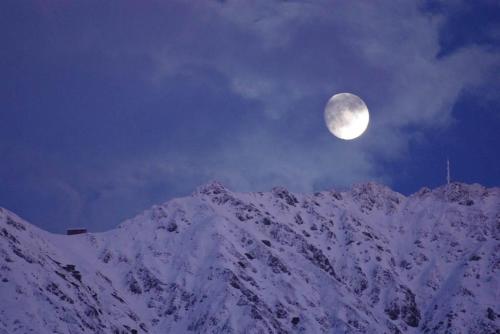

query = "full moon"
[324, 93, 369, 140]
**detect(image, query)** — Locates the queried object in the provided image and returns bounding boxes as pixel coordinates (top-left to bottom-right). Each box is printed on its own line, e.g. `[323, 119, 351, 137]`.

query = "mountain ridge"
[0, 181, 498, 333]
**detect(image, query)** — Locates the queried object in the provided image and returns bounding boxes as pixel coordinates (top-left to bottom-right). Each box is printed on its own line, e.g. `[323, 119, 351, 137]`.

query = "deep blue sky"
[1, 0, 499, 232]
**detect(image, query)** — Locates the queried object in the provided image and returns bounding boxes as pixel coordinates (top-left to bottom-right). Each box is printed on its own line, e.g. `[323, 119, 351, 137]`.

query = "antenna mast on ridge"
[447, 159, 451, 185]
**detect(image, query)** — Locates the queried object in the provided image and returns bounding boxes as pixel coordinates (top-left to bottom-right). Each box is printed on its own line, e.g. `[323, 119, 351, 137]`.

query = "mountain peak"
[271, 186, 300, 206]
[349, 182, 405, 214]
[353, 181, 407, 196]
[194, 180, 229, 196]
[428, 182, 491, 205]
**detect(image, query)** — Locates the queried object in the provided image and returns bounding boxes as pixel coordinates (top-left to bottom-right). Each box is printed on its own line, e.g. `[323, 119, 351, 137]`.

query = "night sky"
[1, 1, 499, 233]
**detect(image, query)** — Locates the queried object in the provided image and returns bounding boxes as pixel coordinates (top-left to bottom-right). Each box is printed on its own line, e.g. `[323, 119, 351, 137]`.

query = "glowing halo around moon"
[324, 93, 369, 140]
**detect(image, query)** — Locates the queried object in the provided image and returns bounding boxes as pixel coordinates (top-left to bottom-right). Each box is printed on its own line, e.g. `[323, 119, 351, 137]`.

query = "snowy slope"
[0, 182, 498, 334]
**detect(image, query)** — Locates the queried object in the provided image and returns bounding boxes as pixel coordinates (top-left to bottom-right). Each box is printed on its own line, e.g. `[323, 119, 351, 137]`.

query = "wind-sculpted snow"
[0, 182, 499, 333]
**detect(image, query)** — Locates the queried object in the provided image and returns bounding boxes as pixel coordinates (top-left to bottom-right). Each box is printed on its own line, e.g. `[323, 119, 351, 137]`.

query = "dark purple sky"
[1, 0, 499, 232]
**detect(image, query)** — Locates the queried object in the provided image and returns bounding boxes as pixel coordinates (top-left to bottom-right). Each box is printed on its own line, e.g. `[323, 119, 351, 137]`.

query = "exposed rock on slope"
[0, 182, 499, 333]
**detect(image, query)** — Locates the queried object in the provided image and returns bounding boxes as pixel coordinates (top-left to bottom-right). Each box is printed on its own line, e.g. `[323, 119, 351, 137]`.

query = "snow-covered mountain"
[0, 182, 498, 334]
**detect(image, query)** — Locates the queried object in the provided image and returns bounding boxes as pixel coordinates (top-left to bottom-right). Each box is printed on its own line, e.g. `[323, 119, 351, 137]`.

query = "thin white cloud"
[92, 0, 499, 200]
[146, 0, 499, 187]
